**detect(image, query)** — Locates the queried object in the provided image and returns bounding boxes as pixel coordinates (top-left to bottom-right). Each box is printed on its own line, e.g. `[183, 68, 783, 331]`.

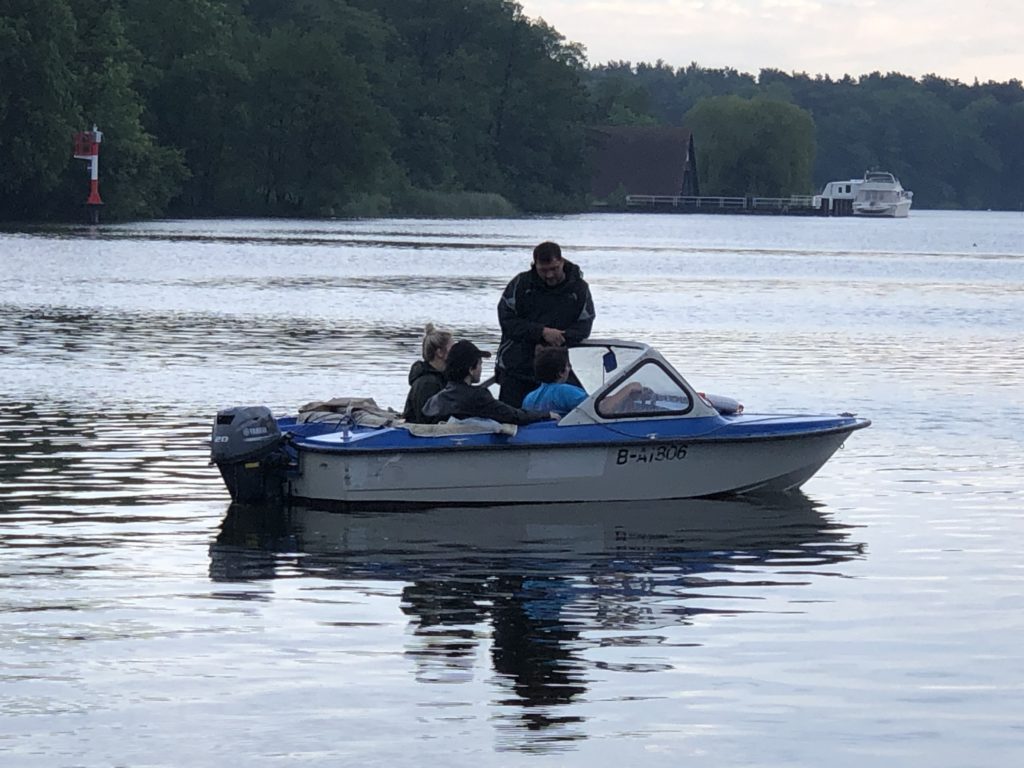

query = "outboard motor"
[211, 406, 286, 504]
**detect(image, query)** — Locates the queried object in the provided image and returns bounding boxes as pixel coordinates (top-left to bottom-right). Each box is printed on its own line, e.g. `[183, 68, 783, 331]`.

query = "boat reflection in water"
[211, 496, 863, 746]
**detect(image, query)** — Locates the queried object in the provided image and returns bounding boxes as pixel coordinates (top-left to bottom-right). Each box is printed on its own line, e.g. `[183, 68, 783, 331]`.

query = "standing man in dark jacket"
[495, 241, 595, 406]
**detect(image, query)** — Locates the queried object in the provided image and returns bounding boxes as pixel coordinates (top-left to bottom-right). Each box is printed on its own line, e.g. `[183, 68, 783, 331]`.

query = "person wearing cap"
[422, 340, 555, 425]
[495, 241, 595, 407]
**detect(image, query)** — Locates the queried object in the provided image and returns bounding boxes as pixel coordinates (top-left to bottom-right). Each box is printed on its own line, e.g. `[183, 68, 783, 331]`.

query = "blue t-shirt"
[522, 382, 588, 414]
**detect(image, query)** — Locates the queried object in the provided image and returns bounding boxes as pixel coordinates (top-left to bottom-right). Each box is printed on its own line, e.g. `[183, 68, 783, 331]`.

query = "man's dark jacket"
[495, 259, 595, 385]
[402, 360, 445, 423]
[422, 382, 549, 425]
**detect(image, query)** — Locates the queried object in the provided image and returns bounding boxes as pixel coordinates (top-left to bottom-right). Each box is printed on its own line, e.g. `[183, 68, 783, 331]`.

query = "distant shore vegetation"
[2, 0, 1022, 221]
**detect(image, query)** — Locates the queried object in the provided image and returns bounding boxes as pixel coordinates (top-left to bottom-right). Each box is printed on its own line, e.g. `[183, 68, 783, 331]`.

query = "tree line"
[2, 0, 1022, 221]
[589, 62, 1024, 210]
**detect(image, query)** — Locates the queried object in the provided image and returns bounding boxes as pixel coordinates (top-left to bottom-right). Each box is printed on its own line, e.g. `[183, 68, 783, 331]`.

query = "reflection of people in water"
[400, 573, 588, 731]
[400, 579, 490, 684]
[209, 497, 863, 748]
[489, 575, 587, 732]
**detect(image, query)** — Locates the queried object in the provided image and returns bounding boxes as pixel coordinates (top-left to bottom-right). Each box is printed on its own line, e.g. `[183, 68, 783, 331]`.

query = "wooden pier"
[623, 194, 850, 216]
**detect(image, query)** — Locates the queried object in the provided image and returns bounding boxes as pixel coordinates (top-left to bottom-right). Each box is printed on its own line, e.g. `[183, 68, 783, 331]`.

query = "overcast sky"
[519, 0, 1023, 83]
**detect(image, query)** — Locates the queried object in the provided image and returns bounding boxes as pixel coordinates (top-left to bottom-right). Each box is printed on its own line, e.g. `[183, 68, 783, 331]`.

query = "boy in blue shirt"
[522, 347, 587, 415]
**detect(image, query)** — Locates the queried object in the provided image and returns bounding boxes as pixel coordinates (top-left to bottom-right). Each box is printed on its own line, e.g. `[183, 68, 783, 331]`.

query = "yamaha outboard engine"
[211, 406, 286, 504]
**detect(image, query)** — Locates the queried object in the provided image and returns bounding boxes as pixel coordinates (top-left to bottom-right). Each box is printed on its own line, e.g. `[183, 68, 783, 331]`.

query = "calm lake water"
[2, 211, 1023, 766]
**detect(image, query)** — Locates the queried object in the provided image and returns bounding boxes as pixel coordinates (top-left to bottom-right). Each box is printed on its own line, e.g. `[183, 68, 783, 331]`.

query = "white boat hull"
[289, 430, 855, 505]
[853, 199, 912, 218]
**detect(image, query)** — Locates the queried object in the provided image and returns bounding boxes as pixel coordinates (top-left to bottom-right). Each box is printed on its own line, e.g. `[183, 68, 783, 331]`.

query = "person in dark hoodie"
[402, 324, 453, 423]
[422, 340, 555, 425]
[495, 241, 595, 407]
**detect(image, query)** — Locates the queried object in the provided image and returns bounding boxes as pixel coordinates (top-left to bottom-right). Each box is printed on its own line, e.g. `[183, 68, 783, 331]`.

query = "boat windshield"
[568, 343, 645, 393]
[595, 360, 693, 418]
[860, 189, 900, 202]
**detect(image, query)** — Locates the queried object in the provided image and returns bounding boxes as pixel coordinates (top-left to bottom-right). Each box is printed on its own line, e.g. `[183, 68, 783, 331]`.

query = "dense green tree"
[587, 61, 760, 127]
[122, 0, 253, 213]
[149, 48, 253, 213]
[964, 96, 1024, 210]
[685, 95, 816, 196]
[0, 0, 79, 220]
[249, 22, 393, 213]
[349, 0, 590, 210]
[488, 18, 590, 209]
[586, 63, 658, 125]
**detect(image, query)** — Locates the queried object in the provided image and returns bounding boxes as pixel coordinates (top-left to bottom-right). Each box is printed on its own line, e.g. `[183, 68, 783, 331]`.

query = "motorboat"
[853, 171, 913, 217]
[815, 171, 913, 217]
[210, 339, 870, 506]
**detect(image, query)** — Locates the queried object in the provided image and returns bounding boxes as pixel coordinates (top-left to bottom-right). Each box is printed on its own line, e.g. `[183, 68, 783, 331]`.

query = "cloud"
[519, 0, 1024, 81]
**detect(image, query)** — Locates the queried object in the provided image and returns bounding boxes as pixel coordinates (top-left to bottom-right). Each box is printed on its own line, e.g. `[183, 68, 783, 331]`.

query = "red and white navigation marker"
[72, 125, 103, 224]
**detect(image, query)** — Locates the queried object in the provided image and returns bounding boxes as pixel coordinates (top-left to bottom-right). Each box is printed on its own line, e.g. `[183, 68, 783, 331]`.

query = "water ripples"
[0, 405, 220, 513]
[2, 215, 1023, 764]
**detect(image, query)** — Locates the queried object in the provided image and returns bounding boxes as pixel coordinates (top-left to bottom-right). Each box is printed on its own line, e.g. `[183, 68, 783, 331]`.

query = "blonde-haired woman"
[402, 324, 454, 423]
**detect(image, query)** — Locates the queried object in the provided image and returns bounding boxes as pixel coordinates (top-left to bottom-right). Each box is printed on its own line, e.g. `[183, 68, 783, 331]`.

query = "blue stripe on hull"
[284, 414, 870, 456]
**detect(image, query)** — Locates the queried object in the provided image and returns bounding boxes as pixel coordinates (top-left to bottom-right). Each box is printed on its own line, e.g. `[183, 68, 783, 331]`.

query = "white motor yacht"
[853, 171, 913, 217]
[816, 171, 913, 217]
